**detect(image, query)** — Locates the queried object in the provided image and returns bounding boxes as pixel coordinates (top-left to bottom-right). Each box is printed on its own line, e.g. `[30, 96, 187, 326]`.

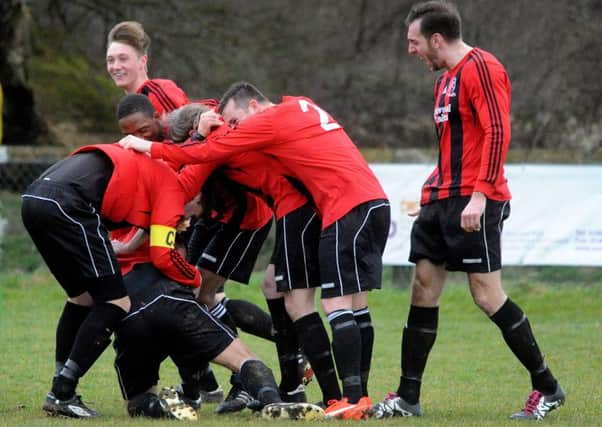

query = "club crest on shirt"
[442, 77, 457, 97]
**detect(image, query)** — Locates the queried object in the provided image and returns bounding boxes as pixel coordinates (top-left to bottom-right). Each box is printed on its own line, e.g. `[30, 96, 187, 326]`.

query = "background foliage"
[2, 0, 599, 157]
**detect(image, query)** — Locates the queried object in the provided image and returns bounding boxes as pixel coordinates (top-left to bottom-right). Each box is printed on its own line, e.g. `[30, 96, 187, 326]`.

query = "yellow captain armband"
[150, 224, 177, 249]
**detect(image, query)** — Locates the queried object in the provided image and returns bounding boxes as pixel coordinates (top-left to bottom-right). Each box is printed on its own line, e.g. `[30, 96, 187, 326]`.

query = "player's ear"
[430, 33, 443, 48]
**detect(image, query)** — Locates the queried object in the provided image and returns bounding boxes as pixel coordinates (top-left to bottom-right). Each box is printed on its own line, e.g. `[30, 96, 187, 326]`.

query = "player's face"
[221, 99, 257, 128]
[407, 20, 443, 71]
[118, 112, 162, 140]
[106, 42, 147, 92]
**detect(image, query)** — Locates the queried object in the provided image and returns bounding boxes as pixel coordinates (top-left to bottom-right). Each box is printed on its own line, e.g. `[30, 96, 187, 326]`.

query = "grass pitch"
[0, 269, 600, 426]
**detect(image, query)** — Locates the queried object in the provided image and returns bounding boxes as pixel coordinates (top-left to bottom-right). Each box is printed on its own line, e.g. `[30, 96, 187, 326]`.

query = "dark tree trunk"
[0, 0, 48, 145]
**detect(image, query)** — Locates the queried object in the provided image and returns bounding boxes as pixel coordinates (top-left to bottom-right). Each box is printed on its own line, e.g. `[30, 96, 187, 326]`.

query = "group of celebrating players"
[21, 1, 565, 422]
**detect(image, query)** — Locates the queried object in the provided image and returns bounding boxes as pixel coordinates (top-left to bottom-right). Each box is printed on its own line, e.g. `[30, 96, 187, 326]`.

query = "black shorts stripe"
[319, 199, 390, 298]
[272, 204, 321, 292]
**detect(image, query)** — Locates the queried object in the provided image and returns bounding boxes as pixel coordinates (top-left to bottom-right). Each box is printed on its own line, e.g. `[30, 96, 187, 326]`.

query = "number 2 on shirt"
[298, 100, 341, 131]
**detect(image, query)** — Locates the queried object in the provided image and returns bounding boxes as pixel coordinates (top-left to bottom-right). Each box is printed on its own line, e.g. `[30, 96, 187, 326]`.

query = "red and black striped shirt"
[137, 78, 189, 114]
[421, 47, 512, 205]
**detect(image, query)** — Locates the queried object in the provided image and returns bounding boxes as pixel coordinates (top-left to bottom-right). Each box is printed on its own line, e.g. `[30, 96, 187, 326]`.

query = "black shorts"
[21, 180, 126, 302]
[409, 196, 511, 273]
[319, 199, 391, 299]
[271, 203, 321, 292]
[114, 272, 235, 399]
[186, 217, 223, 265]
[195, 220, 272, 284]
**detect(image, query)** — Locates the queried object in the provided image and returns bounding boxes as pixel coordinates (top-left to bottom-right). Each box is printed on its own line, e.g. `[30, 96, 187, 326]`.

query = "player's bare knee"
[214, 338, 257, 372]
[68, 292, 94, 307]
[321, 294, 352, 314]
[109, 295, 131, 312]
[411, 277, 439, 306]
[284, 290, 315, 321]
[262, 268, 281, 299]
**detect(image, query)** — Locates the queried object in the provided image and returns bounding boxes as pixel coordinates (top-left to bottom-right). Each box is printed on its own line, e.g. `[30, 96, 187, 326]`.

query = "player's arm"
[461, 61, 511, 231]
[111, 228, 148, 255]
[148, 222, 200, 288]
[148, 172, 201, 288]
[469, 60, 512, 197]
[153, 112, 275, 165]
[177, 162, 219, 200]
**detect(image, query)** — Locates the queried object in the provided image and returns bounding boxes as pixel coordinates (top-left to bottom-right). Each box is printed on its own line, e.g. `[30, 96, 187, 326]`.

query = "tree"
[0, 0, 48, 145]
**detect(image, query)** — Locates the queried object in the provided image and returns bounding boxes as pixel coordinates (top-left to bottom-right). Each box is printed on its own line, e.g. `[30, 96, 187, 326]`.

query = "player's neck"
[126, 74, 150, 94]
[444, 41, 472, 71]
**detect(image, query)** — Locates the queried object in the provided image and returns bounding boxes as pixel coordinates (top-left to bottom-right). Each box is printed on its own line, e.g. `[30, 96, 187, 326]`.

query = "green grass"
[0, 269, 600, 426]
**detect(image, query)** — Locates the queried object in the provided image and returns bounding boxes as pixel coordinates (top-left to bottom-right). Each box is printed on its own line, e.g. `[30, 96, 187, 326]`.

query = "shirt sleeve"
[177, 162, 219, 201]
[467, 60, 512, 197]
[148, 167, 201, 288]
[150, 113, 276, 165]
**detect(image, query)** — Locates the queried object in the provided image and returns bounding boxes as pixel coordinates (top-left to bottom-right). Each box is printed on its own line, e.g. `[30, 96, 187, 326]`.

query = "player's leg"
[271, 204, 338, 404]
[113, 305, 197, 420]
[262, 264, 306, 402]
[212, 340, 324, 420]
[287, 288, 341, 405]
[53, 293, 93, 385]
[351, 291, 373, 398]
[320, 200, 390, 419]
[221, 293, 275, 341]
[370, 199, 445, 419]
[170, 297, 323, 420]
[217, 221, 274, 341]
[463, 199, 563, 419]
[197, 221, 273, 413]
[22, 185, 130, 418]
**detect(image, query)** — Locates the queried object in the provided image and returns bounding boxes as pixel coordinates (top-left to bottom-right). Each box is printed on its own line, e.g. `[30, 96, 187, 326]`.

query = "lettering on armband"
[150, 224, 176, 249]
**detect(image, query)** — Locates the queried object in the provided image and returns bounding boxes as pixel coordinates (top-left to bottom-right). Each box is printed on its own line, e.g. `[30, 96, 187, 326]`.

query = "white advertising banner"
[371, 164, 602, 266]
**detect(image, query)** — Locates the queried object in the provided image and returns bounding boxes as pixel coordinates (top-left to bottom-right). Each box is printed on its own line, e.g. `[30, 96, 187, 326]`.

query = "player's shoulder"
[139, 78, 188, 101]
[144, 78, 182, 90]
[467, 48, 507, 73]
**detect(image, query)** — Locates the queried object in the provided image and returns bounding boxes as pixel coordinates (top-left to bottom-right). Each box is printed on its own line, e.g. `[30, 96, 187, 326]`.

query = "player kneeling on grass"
[114, 262, 325, 421]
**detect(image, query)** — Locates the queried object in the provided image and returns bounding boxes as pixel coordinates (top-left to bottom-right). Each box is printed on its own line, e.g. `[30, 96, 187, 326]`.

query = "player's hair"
[218, 81, 269, 113]
[116, 94, 155, 120]
[405, 1, 462, 41]
[168, 103, 211, 142]
[107, 21, 150, 56]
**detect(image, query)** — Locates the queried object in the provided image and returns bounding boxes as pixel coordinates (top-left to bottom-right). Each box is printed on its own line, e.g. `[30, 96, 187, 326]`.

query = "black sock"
[266, 298, 301, 392]
[294, 312, 341, 404]
[197, 363, 220, 392]
[224, 298, 275, 342]
[177, 361, 220, 399]
[53, 302, 127, 399]
[490, 298, 557, 394]
[398, 305, 438, 405]
[210, 302, 238, 335]
[52, 364, 79, 400]
[328, 309, 362, 403]
[54, 302, 92, 376]
[354, 307, 374, 397]
[239, 360, 281, 405]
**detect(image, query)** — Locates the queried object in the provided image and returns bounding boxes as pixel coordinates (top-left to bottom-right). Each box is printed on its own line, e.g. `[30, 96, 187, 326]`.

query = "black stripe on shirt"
[145, 81, 178, 112]
[472, 50, 504, 184]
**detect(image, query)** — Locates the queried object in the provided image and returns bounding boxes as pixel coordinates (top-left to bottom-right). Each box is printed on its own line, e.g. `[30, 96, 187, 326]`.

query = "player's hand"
[118, 134, 153, 153]
[408, 207, 421, 217]
[461, 192, 486, 232]
[197, 110, 224, 137]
